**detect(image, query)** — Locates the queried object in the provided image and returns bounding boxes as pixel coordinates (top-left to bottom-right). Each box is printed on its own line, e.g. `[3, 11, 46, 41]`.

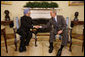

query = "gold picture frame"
[68, 1, 84, 6]
[1, 1, 12, 5]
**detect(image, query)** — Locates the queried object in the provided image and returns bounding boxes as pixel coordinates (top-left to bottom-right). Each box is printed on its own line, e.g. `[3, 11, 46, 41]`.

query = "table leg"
[82, 41, 84, 52]
[3, 29, 8, 53]
[82, 29, 84, 52]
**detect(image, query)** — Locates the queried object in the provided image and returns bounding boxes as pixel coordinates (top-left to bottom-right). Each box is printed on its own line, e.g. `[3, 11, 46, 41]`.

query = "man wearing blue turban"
[17, 8, 35, 52]
[24, 8, 30, 15]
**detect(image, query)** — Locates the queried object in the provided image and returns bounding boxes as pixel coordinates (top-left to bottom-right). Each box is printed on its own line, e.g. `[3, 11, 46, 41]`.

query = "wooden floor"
[1, 33, 84, 56]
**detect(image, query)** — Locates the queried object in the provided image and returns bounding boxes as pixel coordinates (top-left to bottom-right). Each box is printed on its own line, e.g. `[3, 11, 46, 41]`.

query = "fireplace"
[30, 9, 51, 32]
[28, 8, 61, 32]
[32, 18, 50, 33]
[30, 10, 51, 19]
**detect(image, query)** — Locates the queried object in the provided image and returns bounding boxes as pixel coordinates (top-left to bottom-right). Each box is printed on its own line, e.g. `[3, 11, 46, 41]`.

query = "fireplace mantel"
[23, 8, 61, 10]
[23, 8, 61, 19]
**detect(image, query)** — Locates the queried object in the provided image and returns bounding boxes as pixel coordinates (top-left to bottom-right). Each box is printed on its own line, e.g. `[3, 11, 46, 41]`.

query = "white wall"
[1, 1, 84, 21]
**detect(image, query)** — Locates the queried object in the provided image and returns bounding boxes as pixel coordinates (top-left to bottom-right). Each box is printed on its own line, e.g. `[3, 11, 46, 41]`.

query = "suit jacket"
[42, 15, 67, 34]
[17, 15, 33, 35]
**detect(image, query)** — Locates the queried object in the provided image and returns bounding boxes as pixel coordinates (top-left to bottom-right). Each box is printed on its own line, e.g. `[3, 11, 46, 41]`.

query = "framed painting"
[1, 1, 12, 5]
[68, 1, 84, 6]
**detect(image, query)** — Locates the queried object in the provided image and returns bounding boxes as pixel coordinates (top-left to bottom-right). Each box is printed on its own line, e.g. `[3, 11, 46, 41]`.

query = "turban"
[24, 8, 30, 14]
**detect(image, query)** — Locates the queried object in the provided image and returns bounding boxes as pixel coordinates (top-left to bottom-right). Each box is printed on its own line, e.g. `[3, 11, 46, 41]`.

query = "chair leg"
[35, 34, 37, 47]
[69, 35, 72, 52]
[69, 41, 72, 52]
[13, 29, 17, 51]
[15, 37, 17, 51]
[69, 29, 72, 52]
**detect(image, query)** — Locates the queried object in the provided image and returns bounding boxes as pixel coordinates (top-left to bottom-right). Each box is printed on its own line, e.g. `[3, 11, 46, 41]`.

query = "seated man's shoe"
[19, 46, 26, 52]
[56, 49, 62, 56]
[49, 47, 53, 53]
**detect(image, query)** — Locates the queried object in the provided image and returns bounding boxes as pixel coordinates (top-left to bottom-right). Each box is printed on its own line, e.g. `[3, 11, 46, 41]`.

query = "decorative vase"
[74, 12, 79, 21]
[4, 10, 10, 21]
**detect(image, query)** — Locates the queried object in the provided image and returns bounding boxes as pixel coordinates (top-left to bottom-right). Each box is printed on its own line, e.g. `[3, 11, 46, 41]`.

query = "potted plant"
[24, 1, 59, 9]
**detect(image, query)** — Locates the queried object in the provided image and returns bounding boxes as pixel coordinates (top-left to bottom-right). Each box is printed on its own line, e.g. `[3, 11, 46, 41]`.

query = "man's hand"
[57, 30, 63, 35]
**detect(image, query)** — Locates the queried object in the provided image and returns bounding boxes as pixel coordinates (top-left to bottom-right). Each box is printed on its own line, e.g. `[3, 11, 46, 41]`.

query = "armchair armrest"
[13, 26, 16, 29]
[13, 26, 17, 32]
[68, 27, 72, 30]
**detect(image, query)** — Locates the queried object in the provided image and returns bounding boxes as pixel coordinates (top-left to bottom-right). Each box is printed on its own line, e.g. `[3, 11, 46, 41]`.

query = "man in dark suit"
[17, 8, 37, 52]
[37, 10, 68, 56]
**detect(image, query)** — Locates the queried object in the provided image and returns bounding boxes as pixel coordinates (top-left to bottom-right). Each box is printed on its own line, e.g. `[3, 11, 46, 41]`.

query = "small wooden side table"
[71, 21, 84, 52]
[82, 28, 84, 52]
[1, 25, 8, 53]
[1, 21, 13, 25]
